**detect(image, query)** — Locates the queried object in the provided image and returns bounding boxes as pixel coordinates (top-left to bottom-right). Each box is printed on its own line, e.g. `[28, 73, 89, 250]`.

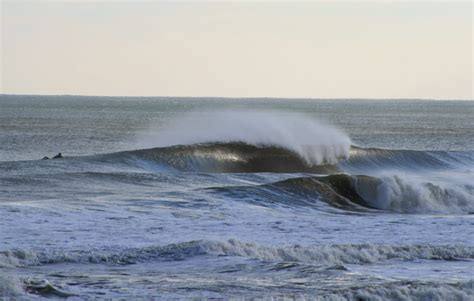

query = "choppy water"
[1, 95, 473, 300]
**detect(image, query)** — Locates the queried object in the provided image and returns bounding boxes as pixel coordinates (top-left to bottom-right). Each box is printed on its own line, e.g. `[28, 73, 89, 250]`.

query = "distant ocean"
[1, 95, 473, 300]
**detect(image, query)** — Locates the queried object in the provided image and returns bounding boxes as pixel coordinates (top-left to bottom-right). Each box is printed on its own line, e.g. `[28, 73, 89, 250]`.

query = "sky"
[0, 1, 472, 99]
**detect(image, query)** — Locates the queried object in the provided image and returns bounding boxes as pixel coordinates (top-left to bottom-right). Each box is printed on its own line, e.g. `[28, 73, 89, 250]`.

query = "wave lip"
[344, 146, 473, 172]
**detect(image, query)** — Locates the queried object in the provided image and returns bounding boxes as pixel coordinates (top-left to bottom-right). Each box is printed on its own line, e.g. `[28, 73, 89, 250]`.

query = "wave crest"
[215, 174, 474, 214]
[90, 144, 473, 174]
[134, 111, 351, 166]
[120, 142, 339, 173]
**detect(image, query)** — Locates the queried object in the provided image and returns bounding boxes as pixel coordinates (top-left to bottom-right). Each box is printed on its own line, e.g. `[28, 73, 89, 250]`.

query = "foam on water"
[0, 275, 24, 297]
[2, 240, 474, 268]
[355, 174, 474, 214]
[320, 280, 474, 301]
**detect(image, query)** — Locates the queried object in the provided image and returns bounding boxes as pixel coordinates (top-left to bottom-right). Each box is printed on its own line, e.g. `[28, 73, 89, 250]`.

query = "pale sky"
[1, 1, 473, 99]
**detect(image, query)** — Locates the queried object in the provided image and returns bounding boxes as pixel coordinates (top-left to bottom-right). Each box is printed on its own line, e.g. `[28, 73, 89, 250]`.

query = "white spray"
[135, 111, 352, 165]
[354, 172, 474, 214]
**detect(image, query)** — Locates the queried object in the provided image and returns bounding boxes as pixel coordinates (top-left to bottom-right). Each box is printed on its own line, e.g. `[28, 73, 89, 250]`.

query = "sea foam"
[2, 240, 474, 268]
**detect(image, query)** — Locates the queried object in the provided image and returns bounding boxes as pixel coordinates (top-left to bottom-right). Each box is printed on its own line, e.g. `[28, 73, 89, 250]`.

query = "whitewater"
[0, 95, 473, 300]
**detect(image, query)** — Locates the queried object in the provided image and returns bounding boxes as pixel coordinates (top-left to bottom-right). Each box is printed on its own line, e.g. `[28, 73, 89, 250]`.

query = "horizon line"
[1, 93, 472, 102]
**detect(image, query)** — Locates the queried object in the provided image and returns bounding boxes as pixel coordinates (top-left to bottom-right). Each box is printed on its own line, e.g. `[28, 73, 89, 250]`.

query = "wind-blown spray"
[136, 111, 352, 165]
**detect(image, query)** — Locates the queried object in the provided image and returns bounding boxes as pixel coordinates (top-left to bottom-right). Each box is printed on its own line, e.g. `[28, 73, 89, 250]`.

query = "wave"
[2, 276, 473, 301]
[5, 110, 472, 175]
[115, 142, 340, 173]
[122, 110, 472, 173]
[207, 174, 373, 212]
[210, 173, 474, 214]
[271, 174, 474, 214]
[2, 240, 474, 298]
[2, 240, 474, 269]
[12, 110, 469, 174]
[134, 111, 352, 166]
[354, 174, 474, 214]
[0, 275, 75, 298]
[3, 142, 468, 177]
[344, 146, 473, 172]
[2, 142, 468, 177]
[6, 143, 472, 214]
[82, 143, 473, 175]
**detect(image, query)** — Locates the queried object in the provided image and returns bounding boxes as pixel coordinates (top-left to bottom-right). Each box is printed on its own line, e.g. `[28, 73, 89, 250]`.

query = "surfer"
[41, 153, 63, 160]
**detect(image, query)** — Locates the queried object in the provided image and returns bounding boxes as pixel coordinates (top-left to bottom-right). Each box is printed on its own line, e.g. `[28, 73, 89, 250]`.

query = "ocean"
[0, 95, 473, 300]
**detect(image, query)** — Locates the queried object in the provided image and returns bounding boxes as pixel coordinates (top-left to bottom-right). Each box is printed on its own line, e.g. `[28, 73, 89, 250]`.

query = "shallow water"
[0, 95, 473, 300]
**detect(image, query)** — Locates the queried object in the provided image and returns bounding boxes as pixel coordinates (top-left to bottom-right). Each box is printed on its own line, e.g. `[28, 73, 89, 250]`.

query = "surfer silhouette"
[41, 153, 63, 160]
[52, 153, 63, 159]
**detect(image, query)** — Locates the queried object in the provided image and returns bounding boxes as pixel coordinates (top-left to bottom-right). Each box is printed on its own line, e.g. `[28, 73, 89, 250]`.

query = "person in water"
[43, 153, 63, 160]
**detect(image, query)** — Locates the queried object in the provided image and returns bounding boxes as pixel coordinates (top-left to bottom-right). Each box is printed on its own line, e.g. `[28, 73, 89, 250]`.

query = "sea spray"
[135, 111, 351, 165]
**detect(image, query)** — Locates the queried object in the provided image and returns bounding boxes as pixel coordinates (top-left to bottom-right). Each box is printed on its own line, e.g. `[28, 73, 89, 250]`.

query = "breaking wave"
[23, 110, 471, 174]
[115, 142, 339, 173]
[0, 275, 75, 298]
[2, 240, 474, 268]
[122, 110, 471, 173]
[217, 174, 474, 214]
[86, 143, 473, 175]
[9, 110, 471, 215]
[2, 276, 473, 301]
[134, 111, 352, 166]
